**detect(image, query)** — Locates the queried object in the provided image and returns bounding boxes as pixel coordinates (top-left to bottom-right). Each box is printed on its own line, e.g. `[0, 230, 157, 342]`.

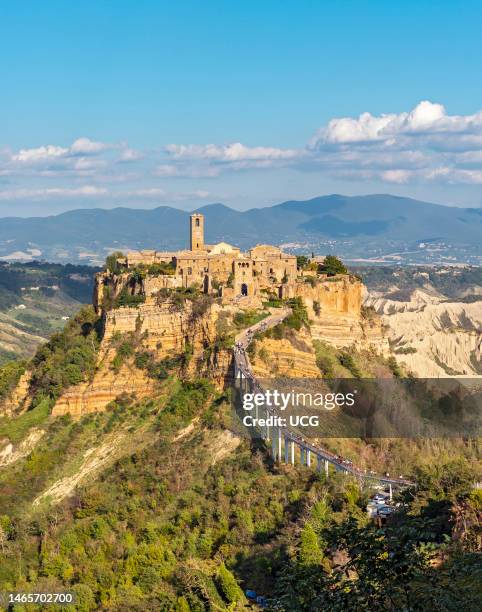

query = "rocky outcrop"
[53, 298, 233, 418]
[251, 330, 320, 378]
[0, 370, 31, 417]
[295, 277, 388, 352]
[49, 272, 380, 417]
[0, 427, 45, 467]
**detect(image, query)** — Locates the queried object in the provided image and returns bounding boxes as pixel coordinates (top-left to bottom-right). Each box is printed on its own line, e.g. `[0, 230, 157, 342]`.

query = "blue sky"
[1, 0, 482, 215]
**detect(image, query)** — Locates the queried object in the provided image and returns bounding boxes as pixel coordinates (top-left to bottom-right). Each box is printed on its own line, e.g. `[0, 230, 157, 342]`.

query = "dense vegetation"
[0, 359, 26, 402]
[28, 306, 102, 407]
[319, 255, 348, 276]
[0, 384, 479, 610]
[0, 261, 480, 610]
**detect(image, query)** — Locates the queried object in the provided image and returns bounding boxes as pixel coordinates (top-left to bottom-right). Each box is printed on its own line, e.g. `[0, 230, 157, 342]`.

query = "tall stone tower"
[190, 213, 204, 251]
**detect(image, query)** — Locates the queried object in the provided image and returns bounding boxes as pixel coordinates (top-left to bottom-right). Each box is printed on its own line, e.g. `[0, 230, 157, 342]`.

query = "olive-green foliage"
[0, 359, 26, 401]
[304, 275, 317, 288]
[338, 351, 362, 378]
[216, 563, 245, 604]
[105, 251, 125, 274]
[112, 335, 136, 372]
[296, 255, 310, 269]
[0, 397, 50, 443]
[284, 297, 309, 331]
[233, 309, 268, 330]
[319, 255, 347, 276]
[114, 289, 146, 308]
[29, 306, 101, 403]
[271, 461, 481, 611]
[148, 261, 176, 276]
[387, 355, 403, 377]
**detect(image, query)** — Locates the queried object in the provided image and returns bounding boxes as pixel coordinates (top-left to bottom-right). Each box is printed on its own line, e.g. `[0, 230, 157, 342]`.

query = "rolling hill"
[0, 194, 481, 265]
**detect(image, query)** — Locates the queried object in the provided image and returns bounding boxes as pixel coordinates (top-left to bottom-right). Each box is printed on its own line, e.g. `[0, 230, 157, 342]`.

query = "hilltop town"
[100, 213, 299, 305]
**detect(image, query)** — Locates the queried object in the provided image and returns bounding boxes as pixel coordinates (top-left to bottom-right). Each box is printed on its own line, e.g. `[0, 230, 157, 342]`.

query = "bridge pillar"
[271, 427, 277, 459]
[300, 448, 304, 465]
[291, 440, 295, 465]
[277, 428, 282, 461]
[306, 449, 311, 467]
[316, 456, 322, 472]
[325, 460, 329, 478]
[284, 438, 289, 464]
[389, 483, 393, 502]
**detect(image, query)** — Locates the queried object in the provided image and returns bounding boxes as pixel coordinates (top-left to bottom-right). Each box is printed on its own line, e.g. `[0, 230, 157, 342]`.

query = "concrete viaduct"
[233, 308, 414, 493]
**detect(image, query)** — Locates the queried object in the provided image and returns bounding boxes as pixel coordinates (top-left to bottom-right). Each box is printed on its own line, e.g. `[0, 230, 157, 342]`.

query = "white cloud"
[11, 138, 118, 166]
[154, 163, 220, 178]
[12, 145, 69, 162]
[126, 188, 211, 201]
[70, 137, 113, 154]
[0, 186, 108, 200]
[380, 169, 412, 184]
[130, 188, 167, 198]
[312, 100, 482, 150]
[119, 147, 144, 162]
[166, 142, 299, 162]
[5, 101, 482, 197]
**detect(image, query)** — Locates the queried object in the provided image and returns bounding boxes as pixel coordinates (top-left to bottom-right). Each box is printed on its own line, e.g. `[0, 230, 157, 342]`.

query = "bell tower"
[190, 213, 204, 251]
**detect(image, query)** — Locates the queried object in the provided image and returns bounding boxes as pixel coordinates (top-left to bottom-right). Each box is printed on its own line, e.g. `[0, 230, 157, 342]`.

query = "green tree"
[299, 523, 323, 566]
[319, 255, 347, 276]
[105, 251, 125, 274]
[216, 563, 245, 605]
[296, 255, 309, 269]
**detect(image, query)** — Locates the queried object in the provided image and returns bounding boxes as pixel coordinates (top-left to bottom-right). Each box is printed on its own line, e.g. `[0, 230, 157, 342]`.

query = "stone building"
[122, 213, 297, 299]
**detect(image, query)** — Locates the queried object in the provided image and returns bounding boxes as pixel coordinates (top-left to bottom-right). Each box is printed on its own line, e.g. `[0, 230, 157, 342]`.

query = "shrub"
[148, 262, 176, 276]
[338, 351, 362, 378]
[284, 297, 309, 330]
[216, 563, 245, 604]
[105, 251, 125, 274]
[114, 289, 146, 308]
[0, 360, 26, 401]
[30, 306, 101, 402]
[296, 255, 309, 269]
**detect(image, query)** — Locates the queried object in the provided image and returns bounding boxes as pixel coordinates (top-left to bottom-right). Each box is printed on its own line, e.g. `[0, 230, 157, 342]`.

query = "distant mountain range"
[0, 194, 481, 265]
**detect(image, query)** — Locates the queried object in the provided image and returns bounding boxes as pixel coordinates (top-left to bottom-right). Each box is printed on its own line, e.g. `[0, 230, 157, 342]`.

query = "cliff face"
[0, 370, 31, 417]
[251, 329, 320, 378]
[366, 290, 482, 377]
[53, 298, 232, 418]
[294, 276, 388, 352]
[2, 271, 382, 419]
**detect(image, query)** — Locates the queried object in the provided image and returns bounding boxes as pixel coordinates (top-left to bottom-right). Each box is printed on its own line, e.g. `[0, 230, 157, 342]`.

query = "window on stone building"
[188, 267, 192, 275]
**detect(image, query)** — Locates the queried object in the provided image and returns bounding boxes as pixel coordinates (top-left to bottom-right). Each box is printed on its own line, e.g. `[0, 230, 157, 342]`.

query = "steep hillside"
[0, 266, 479, 610]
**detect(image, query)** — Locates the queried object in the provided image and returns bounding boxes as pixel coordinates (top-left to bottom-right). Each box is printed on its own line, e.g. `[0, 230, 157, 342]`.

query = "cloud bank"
[2, 101, 482, 207]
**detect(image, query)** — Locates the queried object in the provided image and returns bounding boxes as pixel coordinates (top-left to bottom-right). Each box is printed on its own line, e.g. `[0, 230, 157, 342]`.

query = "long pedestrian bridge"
[233, 308, 415, 491]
